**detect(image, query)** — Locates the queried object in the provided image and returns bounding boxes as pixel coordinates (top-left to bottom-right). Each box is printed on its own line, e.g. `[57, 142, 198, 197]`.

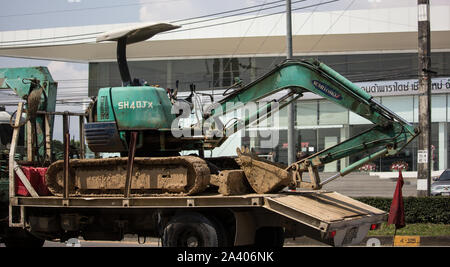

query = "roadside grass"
[368, 223, 450, 236]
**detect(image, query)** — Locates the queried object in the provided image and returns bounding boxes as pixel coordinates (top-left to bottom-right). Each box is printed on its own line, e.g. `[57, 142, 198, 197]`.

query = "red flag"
[387, 170, 405, 229]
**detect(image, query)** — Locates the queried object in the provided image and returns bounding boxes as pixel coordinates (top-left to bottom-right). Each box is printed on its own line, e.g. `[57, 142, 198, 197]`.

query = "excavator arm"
[203, 59, 419, 191]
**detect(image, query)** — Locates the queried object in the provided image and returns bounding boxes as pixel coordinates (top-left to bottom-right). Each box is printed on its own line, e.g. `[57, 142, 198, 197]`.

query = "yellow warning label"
[393, 236, 421, 247]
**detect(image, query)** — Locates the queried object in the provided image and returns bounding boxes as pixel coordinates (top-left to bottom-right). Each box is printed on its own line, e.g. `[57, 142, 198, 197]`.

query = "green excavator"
[0, 23, 419, 197]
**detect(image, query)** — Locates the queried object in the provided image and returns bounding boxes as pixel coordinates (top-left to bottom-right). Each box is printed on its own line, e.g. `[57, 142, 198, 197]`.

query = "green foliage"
[52, 140, 64, 160]
[51, 139, 81, 160]
[356, 197, 450, 224]
[368, 223, 450, 236]
[0, 179, 8, 203]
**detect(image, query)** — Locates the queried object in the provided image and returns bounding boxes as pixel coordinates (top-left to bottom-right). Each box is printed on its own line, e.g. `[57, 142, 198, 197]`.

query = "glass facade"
[89, 52, 450, 96]
[89, 52, 450, 172]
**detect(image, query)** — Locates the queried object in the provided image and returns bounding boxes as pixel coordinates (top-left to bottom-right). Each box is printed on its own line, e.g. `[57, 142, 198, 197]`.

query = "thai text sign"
[357, 77, 450, 97]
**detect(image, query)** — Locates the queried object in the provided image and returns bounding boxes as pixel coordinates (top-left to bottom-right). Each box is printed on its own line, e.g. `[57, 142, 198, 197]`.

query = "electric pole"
[286, 0, 296, 165]
[417, 0, 431, 197]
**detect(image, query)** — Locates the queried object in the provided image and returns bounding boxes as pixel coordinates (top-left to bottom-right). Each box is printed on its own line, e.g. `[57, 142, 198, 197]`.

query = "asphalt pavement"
[318, 171, 417, 197]
[36, 235, 450, 247]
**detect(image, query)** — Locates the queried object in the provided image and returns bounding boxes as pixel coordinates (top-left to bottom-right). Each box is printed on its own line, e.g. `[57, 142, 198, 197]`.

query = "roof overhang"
[1, 5, 449, 63]
[0, 31, 449, 63]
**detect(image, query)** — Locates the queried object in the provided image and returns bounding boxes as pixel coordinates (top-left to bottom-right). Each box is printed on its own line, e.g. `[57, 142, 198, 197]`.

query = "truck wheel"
[254, 227, 284, 247]
[162, 212, 221, 247]
[3, 229, 45, 247]
[206, 214, 231, 247]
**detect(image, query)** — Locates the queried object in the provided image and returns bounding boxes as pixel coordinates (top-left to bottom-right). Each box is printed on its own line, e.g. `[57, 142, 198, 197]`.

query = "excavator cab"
[85, 23, 182, 154]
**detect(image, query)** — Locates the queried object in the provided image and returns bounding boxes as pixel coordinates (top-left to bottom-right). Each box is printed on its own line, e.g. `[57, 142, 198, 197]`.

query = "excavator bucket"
[235, 148, 292, 194]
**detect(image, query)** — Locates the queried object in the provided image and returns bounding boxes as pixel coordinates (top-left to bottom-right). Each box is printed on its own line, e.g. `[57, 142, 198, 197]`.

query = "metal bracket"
[9, 205, 25, 228]
[187, 199, 195, 207]
[124, 132, 138, 198]
[289, 163, 322, 190]
[307, 165, 321, 190]
[9, 197, 18, 206]
[318, 222, 329, 232]
[122, 199, 130, 207]
[251, 198, 261, 206]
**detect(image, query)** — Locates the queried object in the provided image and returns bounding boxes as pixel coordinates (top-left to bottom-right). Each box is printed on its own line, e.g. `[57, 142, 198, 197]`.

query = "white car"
[431, 169, 450, 196]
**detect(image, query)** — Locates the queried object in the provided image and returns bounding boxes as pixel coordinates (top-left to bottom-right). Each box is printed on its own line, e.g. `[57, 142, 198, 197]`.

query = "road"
[3, 235, 447, 247]
[318, 172, 417, 197]
[0, 236, 158, 247]
[43, 240, 157, 247]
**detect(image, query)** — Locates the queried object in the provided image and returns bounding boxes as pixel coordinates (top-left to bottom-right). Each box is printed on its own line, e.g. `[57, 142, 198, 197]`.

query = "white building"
[1, 4, 449, 172]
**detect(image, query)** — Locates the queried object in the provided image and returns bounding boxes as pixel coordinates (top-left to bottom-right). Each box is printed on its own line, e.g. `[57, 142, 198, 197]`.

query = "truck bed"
[11, 189, 386, 246]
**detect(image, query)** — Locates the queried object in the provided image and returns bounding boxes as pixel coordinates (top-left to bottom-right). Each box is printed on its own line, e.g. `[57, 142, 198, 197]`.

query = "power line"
[1, 1, 447, 110]
[307, 0, 356, 53]
[0, 0, 419, 50]
[0, 0, 188, 19]
[173, 0, 306, 27]
[220, 0, 271, 78]
[30, 60, 446, 88]
[0, 32, 101, 44]
[0, 54, 443, 86]
[0, 5, 418, 47]
[0, 36, 96, 47]
[0, 2, 286, 44]
[228, 0, 323, 80]
[170, 0, 286, 23]
[0, 0, 308, 47]
[265, 0, 326, 70]
[165, 0, 340, 35]
[41, 68, 440, 91]
[265, 0, 357, 71]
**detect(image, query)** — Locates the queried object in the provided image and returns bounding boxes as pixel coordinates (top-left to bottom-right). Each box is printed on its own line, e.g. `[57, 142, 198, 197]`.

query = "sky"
[0, 0, 440, 32]
[0, 0, 448, 139]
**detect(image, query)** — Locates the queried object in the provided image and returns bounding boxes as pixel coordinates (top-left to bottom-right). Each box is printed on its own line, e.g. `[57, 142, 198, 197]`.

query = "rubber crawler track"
[45, 156, 210, 196]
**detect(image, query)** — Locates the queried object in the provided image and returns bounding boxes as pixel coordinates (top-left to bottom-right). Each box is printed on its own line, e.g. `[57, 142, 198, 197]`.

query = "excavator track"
[45, 156, 210, 196]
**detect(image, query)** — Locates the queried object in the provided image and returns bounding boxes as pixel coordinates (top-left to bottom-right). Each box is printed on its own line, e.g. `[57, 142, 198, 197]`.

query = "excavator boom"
[203, 59, 419, 191]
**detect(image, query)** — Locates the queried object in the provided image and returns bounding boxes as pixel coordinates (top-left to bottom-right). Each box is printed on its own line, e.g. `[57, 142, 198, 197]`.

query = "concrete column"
[250, 57, 257, 81]
[340, 125, 350, 171]
[439, 122, 448, 170]
[324, 136, 338, 172]
[250, 136, 256, 150]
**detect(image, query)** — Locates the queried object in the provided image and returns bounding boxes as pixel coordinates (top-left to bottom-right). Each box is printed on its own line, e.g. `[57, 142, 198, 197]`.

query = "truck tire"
[3, 229, 45, 247]
[254, 227, 284, 247]
[206, 214, 231, 247]
[162, 212, 222, 247]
